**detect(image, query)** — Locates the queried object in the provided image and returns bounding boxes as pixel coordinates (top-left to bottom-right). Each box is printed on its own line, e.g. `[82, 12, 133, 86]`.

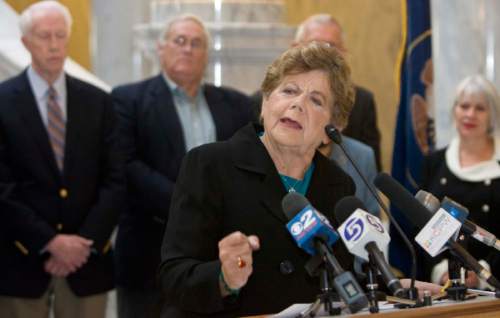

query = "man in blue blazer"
[111, 14, 253, 318]
[0, 1, 124, 318]
[325, 136, 380, 216]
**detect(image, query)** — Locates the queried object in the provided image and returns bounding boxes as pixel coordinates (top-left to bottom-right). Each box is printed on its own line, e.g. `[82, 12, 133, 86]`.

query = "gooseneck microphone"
[282, 192, 368, 313]
[416, 190, 500, 251]
[335, 196, 405, 297]
[325, 125, 418, 295]
[374, 173, 500, 290]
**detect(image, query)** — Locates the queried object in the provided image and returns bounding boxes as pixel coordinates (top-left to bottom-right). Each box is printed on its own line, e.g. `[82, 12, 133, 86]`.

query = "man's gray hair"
[19, 0, 73, 36]
[294, 13, 344, 43]
[453, 74, 500, 136]
[158, 14, 210, 46]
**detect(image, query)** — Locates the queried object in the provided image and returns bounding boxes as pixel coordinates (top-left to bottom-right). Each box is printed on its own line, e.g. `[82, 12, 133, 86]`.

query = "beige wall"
[285, 0, 402, 172]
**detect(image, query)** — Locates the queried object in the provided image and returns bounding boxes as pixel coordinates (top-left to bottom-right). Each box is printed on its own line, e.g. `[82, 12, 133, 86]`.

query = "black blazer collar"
[147, 76, 234, 154]
[63, 74, 90, 177]
[204, 84, 231, 141]
[15, 70, 60, 176]
[148, 75, 186, 154]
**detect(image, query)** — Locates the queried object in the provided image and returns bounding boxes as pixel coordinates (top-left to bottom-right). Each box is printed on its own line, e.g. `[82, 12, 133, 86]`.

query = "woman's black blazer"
[160, 123, 356, 317]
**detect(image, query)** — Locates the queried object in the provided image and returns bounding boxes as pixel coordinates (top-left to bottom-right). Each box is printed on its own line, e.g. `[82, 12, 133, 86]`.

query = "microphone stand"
[366, 257, 380, 313]
[325, 126, 419, 301]
[302, 257, 342, 317]
[446, 256, 467, 301]
[299, 263, 341, 318]
[301, 238, 369, 316]
[319, 265, 340, 316]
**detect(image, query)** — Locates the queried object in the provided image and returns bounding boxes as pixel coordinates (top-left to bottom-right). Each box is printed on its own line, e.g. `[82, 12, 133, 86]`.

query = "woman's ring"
[237, 256, 246, 268]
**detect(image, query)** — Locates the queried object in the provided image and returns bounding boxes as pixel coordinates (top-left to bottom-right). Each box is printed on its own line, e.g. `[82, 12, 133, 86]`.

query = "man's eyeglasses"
[169, 35, 205, 50]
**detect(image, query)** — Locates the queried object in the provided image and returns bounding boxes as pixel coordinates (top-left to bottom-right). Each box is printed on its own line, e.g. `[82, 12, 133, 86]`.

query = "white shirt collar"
[161, 72, 203, 99]
[445, 135, 500, 181]
[27, 66, 65, 99]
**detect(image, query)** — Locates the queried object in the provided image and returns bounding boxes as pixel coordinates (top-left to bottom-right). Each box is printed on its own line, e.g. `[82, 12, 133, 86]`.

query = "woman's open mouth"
[280, 117, 303, 129]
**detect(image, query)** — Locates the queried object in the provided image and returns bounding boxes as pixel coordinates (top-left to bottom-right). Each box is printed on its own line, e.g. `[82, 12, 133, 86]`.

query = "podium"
[249, 296, 500, 317]
[365, 297, 500, 317]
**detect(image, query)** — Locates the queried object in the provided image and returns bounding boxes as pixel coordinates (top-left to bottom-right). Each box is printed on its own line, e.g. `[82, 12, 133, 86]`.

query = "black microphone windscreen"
[281, 191, 309, 221]
[373, 173, 431, 229]
[334, 196, 366, 224]
[325, 125, 342, 144]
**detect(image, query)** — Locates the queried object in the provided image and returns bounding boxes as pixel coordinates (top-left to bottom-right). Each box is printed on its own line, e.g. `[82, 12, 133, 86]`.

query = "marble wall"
[131, 0, 295, 94]
[92, 0, 149, 86]
[432, 0, 500, 148]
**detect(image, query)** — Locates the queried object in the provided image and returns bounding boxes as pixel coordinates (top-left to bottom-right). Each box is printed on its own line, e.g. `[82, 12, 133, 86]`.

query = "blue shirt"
[331, 136, 380, 216]
[163, 73, 216, 152]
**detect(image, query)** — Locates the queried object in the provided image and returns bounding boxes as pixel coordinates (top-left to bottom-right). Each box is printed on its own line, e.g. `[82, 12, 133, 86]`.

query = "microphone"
[282, 192, 368, 313]
[335, 196, 404, 297]
[374, 173, 500, 289]
[282, 191, 339, 255]
[416, 190, 500, 251]
[325, 124, 418, 295]
[325, 124, 343, 144]
[415, 191, 468, 285]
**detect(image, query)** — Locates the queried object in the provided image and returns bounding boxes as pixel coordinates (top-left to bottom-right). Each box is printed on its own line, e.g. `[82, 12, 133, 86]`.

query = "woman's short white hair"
[19, 0, 73, 36]
[158, 14, 210, 46]
[453, 74, 500, 135]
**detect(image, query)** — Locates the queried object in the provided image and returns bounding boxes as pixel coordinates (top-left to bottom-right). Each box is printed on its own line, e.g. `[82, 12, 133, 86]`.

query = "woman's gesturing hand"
[218, 231, 260, 296]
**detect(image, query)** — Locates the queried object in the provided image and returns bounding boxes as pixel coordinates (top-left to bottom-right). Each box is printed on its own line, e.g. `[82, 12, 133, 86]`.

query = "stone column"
[432, 0, 500, 147]
[92, 0, 149, 86]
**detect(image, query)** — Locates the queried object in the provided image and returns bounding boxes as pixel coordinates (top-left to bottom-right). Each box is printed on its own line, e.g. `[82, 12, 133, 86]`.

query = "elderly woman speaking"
[159, 42, 356, 317]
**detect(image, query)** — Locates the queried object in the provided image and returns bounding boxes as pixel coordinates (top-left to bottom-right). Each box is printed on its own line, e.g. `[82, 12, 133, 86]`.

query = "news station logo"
[422, 213, 451, 249]
[343, 217, 364, 242]
[289, 207, 318, 239]
[365, 214, 385, 233]
[290, 222, 304, 236]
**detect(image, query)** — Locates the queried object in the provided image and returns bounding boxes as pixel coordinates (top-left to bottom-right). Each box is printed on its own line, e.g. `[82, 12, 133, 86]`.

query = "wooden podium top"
[247, 296, 500, 317]
[365, 296, 500, 317]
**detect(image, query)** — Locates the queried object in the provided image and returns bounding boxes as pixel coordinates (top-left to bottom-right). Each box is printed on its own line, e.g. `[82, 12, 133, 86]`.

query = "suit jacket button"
[484, 179, 491, 186]
[59, 188, 68, 198]
[280, 260, 294, 275]
[440, 178, 447, 185]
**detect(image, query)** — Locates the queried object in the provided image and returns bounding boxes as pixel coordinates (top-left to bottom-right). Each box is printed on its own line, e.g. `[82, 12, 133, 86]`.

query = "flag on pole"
[389, 0, 434, 278]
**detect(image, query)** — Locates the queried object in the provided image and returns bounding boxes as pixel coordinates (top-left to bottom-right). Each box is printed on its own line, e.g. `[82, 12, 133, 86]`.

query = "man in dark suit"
[295, 14, 382, 170]
[112, 14, 253, 318]
[251, 13, 382, 170]
[0, 1, 124, 318]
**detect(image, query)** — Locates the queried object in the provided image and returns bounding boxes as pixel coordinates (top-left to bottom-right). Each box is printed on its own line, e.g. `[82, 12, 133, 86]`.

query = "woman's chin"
[459, 131, 487, 140]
